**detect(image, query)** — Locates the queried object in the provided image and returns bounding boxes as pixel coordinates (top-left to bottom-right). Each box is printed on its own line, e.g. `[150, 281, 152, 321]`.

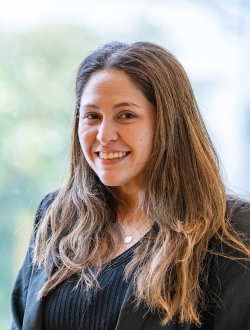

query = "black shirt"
[42, 244, 137, 330]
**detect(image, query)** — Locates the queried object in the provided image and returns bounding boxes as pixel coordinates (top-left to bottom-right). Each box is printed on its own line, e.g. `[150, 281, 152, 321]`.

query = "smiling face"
[78, 69, 156, 195]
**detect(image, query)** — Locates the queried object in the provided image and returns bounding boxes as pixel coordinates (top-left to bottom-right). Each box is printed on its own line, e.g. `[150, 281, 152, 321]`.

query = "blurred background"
[0, 0, 249, 328]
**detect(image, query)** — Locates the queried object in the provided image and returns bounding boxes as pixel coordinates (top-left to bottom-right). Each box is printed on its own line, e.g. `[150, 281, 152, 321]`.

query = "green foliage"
[0, 24, 102, 328]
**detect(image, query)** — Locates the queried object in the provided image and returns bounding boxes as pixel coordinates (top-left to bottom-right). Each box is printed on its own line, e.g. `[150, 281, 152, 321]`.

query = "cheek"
[125, 126, 154, 153]
[78, 126, 94, 148]
[77, 129, 86, 151]
[138, 128, 154, 147]
[140, 132, 155, 161]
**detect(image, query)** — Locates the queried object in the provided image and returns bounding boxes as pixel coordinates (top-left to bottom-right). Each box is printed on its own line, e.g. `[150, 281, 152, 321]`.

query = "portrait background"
[0, 1, 249, 328]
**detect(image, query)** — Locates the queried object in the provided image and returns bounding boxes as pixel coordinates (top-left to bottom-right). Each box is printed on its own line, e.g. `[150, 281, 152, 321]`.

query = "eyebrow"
[82, 102, 140, 110]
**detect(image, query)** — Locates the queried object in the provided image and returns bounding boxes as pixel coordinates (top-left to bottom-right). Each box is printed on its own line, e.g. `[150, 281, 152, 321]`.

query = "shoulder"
[205, 197, 250, 287]
[11, 192, 59, 330]
[34, 190, 59, 225]
[226, 198, 250, 235]
[200, 199, 250, 329]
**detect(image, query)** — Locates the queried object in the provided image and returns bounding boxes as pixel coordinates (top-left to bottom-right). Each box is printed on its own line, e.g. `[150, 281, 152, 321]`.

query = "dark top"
[42, 244, 137, 330]
[11, 192, 250, 330]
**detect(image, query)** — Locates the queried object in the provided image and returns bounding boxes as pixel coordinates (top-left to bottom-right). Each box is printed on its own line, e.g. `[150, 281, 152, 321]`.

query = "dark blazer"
[11, 193, 250, 330]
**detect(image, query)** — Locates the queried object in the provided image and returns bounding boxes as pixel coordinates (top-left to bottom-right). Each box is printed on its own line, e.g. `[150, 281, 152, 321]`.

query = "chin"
[101, 180, 122, 187]
[98, 176, 125, 187]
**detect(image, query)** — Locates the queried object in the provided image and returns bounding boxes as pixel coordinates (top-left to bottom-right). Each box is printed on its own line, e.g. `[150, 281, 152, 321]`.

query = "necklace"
[123, 219, 150, 244]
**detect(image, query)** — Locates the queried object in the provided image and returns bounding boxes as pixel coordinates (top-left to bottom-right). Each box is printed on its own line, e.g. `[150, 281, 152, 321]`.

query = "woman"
[11, 41, 250, 330]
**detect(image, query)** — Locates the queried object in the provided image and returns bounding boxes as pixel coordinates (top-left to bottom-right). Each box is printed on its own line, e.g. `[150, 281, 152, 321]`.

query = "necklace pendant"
[124, 235, 133, 244]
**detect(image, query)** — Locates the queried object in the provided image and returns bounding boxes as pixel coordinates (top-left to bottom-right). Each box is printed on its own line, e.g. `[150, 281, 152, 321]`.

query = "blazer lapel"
[22, 267, 47, 330]
[115, 283, 150, 330]
[115, 283, 194, 330]
[115, 283, 176, 330]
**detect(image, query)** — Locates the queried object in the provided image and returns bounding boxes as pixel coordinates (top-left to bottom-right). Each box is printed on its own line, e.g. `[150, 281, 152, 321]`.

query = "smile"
[99, 152, 128, 159]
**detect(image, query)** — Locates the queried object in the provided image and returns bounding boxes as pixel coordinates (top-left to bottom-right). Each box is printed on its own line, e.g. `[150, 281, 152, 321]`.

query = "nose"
[96, 119, 118, 144]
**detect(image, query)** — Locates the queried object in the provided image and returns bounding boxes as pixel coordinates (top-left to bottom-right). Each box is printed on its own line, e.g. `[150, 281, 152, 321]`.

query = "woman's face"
[78, 69, 156, 194]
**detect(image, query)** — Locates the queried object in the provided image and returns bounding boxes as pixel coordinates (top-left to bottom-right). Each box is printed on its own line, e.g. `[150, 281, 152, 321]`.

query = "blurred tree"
[0, 24, 101, 328]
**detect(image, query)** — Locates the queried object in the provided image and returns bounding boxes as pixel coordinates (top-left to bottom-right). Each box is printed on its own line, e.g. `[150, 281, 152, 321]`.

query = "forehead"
[82, 69, 136, 93]
[80, 69, 146, 105]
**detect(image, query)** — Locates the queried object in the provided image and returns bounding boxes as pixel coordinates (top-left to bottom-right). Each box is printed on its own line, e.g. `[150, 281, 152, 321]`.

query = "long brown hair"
[34, 41, 250, 325]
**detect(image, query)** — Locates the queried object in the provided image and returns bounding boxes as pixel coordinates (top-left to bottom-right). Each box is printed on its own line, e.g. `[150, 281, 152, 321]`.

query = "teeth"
[99, 152, 127, 159]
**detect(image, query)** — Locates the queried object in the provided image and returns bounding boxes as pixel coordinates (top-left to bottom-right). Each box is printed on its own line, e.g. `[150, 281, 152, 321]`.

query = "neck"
[116, 208, 152, 248]
[112, 186, 152, 250]
[118, 181, 141, 207]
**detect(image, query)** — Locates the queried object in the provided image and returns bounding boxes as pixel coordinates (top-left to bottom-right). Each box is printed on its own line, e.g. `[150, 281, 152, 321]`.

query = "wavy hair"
[34, 41, 250, 326]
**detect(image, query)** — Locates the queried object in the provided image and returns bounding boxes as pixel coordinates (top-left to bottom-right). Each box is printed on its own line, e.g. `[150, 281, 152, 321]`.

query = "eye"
[119, 112, 137, 119]
[84, 113, 100, 120]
